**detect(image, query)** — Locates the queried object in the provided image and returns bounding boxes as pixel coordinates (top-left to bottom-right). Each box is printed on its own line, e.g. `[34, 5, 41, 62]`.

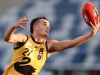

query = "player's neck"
[32, 33, 46, 43]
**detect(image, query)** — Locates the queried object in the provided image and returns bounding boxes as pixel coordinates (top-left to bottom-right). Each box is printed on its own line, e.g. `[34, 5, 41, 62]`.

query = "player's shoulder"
[47, 39, 59, 44]
[16, 33, 28, 42]
[16, 33, 26, 36]
[47, 40, 59, 49]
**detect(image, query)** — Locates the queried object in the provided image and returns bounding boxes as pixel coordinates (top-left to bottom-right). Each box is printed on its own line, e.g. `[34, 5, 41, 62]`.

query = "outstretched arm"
[48, 16, 100, 52]
[4, 16, 29, 44]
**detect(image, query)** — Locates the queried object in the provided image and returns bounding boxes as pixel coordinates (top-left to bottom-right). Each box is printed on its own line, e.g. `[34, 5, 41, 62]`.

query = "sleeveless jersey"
[3, 34, 48, 75]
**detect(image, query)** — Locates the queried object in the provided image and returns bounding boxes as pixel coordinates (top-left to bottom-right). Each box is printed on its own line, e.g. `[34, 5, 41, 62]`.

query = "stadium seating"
[0, 0, 100, 75]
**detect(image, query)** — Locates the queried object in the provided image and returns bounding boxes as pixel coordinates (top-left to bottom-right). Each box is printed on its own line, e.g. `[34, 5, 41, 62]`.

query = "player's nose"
[47, 26, 50, 30]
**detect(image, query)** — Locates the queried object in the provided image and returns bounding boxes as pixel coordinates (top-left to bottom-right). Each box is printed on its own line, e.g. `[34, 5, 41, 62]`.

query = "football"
[82, 2, 99, 27]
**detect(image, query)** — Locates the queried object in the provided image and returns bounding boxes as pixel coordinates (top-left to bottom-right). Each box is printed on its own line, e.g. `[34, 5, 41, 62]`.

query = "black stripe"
[45, 41, 48, 52]
[45, 41, 48, 59]
[30, 35, 42, 44]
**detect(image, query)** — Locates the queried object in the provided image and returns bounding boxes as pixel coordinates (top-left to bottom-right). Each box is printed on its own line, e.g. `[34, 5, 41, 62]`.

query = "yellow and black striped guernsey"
[3, 34, 48, 75]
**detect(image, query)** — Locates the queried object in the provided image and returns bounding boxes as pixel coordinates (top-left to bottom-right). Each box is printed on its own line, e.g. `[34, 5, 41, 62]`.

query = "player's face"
[35, 19, 50, 37]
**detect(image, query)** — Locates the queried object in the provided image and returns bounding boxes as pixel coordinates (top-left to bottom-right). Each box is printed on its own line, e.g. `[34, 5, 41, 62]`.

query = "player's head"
[30, 17, 50, 37]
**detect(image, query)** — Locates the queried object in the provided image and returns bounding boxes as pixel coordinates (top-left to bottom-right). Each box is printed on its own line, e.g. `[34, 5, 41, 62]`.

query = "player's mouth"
[45, 29, 50, 33]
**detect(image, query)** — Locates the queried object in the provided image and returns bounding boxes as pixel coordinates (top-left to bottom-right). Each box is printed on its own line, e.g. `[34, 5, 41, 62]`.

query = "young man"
[3, 16, 100, 75]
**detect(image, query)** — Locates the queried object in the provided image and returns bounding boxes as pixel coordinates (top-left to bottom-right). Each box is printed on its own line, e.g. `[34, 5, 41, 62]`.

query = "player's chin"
[43, 33, 49, 37]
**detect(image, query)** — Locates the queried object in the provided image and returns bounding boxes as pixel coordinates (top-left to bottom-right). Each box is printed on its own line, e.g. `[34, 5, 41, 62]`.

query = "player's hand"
[90, 16, 100, 35]
[13, 16, 29, 29]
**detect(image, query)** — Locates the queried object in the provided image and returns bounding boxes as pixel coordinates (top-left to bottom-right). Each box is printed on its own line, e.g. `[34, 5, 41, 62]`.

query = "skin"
[4, 16, 100, 58]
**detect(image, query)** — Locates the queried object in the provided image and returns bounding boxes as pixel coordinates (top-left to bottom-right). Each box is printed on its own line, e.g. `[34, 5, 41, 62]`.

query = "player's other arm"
[4, 16, 29, 44]
[48, 16, 100, 52]
[48, 32, 93, 52]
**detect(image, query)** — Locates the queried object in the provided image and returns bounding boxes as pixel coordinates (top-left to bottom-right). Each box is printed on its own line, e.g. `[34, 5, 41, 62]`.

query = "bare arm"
[48, 16, 100, 52]
[4, 16, 29, 44]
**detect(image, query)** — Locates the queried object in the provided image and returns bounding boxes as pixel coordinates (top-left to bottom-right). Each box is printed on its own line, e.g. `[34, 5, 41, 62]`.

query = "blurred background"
[0, 0, 100, 75]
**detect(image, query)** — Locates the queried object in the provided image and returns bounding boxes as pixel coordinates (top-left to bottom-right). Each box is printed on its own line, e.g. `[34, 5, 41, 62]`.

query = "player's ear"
[33, 25, 38, 31]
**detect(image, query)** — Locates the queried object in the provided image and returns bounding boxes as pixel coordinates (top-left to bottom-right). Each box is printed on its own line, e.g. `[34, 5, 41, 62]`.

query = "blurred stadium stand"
[0, 0, 100, 75]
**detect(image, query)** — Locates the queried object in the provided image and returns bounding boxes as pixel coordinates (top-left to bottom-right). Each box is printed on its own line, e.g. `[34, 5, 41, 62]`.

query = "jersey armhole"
[14, 34, 28, 49]
[45, 41, 48, 52]
[45, 41, 49, 59]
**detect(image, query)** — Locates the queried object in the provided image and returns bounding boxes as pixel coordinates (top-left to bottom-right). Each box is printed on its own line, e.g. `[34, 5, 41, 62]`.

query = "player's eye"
[43, 24, 47, 25]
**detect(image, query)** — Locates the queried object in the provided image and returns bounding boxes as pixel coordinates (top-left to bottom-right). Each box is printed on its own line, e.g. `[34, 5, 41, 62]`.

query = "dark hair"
[30, 17, 48, 33]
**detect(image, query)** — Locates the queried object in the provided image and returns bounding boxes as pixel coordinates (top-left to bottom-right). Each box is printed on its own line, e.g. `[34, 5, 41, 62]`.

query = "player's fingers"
[95, 16, 100, 28]
[19, 18, 29, 21]
[19, 19, 29, 23]
[17, 22, 28, 26]
[98, 16, 100, 27]
[23, 16, 27, 18]
[95, 16, 98, 25]
[23, 16, 29, 19]
[20, 16, 29, 21]
[19, 16, 26, 20]
[19, 21, 29, 24]
[90, 21, 95, 28]
[20, 25, 26, 29]
[97, 16, 100, 24]
[94, 17, 96, 25]
[96, 16, 99, 23]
